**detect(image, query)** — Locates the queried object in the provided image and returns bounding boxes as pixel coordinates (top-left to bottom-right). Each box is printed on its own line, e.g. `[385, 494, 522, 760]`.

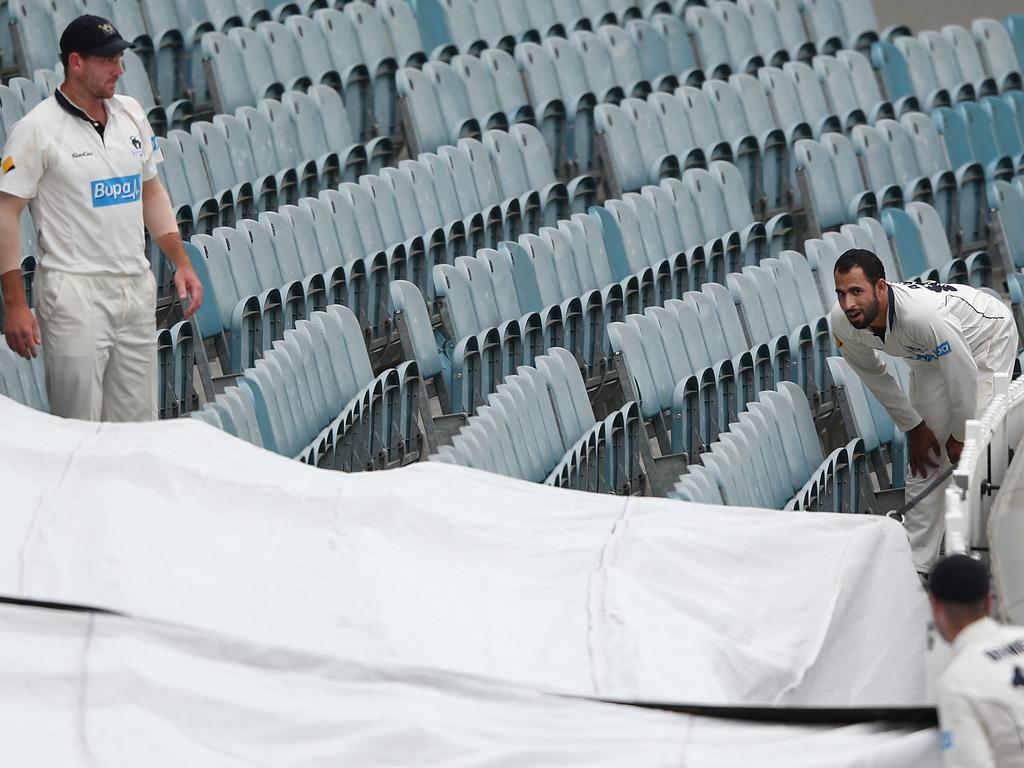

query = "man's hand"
[908, 421, 941, 479]
[945, 435, 964, 466]
[173, 264, 203, 319]
[3, 301, 41, 359]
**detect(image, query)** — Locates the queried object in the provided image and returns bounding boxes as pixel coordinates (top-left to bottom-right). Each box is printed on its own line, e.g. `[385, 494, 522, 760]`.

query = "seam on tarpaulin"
[18, 425, 104, 592]
[584, 496, 634, 697]
[768, 529, 852, 705]
[76, 612, 100, 768]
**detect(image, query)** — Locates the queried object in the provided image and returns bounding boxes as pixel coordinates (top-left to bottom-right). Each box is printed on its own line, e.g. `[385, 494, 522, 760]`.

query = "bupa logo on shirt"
[913, 340, 952, 363]
[91, 174, 141, 208]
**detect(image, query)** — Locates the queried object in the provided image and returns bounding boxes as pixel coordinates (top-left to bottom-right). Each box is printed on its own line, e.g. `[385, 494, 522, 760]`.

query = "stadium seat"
[987, 179, 1024, 273]
[0, 331, 48, 413]
[674, 381, 871, 511]
[828, 354, 909, 490]
[972, 18, 1023, 92]
[795, 135, 878, 238]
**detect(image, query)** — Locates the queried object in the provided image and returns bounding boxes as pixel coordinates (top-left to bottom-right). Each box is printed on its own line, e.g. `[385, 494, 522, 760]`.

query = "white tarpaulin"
[0, 603, 940, 767]
[0, 396, 930, 706]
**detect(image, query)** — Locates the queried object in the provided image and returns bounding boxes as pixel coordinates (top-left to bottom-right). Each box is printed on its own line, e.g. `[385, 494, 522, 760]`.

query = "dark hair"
[834, 248, 886, 285]
[929, 554, 990, 604]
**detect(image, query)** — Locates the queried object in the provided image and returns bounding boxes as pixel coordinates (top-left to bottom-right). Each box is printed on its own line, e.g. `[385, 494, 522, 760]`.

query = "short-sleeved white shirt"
[0, 91, 162, 275]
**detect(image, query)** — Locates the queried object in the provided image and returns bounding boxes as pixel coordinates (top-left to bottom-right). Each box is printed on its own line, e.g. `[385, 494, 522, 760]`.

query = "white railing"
[944, 372, 1024, 554]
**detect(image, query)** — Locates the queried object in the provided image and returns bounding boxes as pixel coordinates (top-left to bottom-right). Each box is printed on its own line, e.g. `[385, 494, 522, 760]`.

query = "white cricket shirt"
[938, 617, 1024, 767]
[830, 281, 1017, 440]
[0, 91, 161, 275]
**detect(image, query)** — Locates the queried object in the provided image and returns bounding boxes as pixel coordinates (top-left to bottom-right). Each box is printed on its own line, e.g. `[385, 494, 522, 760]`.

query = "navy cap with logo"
[928, 554, 990, 603]
[59, 14, 134, 59]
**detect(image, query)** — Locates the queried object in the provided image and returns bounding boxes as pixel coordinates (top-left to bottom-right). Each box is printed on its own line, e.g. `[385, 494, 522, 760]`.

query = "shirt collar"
[886, 283, 897, 329]
[55, 87, 112, 136]
[952, 616, 1000, 655]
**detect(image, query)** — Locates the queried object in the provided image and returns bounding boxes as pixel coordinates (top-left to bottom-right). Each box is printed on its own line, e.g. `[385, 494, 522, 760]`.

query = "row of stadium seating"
[415, 0, 884, 62]
[430, 346, 654, 495]
[670, 381, 871, 512]
[3, 1, 1024, 512]
[185, 123, 593, 375]
[192, 303, 435, 470]
[6, 0, 417, 113]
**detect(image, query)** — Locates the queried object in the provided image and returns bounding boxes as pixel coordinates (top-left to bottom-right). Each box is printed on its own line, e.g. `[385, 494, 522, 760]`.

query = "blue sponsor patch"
[91, 174, 141, 208]
[913, 340, 952, 363]
[151, 135, 159, 152]
[941, 730, 954, 750]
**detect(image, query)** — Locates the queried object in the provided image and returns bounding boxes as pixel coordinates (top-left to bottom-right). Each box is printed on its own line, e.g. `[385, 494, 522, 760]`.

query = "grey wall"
[873, 0, 1019, 33]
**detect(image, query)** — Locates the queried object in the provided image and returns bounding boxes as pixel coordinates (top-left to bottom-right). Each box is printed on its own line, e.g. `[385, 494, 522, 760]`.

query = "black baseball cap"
[59, 15, 134, 58]
[928, 554, 990, 603]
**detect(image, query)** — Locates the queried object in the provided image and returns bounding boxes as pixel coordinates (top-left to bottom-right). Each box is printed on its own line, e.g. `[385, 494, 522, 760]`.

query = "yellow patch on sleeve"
[1, 156, 14, 174]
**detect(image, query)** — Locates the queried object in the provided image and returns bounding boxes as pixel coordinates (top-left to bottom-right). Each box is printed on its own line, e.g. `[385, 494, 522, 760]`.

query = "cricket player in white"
[0, 15, 202, 421]
[830, 249, 1017, 575]
[929, 554, 1024, 767]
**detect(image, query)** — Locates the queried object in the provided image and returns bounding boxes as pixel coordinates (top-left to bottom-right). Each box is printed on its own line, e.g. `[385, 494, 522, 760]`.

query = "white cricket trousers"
[34, 268, 157, 422]
[904, 314, 1018, 574]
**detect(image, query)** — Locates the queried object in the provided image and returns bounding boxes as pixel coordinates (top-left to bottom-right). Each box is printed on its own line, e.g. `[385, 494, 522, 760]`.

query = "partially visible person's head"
[928, 555, 991, 644]
[834, 249, 887, 330]
[59, 15, 132, 99]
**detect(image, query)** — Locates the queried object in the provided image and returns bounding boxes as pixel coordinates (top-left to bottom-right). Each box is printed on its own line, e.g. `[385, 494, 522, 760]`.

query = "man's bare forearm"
[154, 230, 190, 271]
[1, 268, 28, 308]
[0, 193, 26, 279]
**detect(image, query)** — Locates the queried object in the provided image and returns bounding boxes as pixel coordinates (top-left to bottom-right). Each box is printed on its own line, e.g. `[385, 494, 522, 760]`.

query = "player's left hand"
[945, 435, 964, 466]
[174, 264, 204, 318]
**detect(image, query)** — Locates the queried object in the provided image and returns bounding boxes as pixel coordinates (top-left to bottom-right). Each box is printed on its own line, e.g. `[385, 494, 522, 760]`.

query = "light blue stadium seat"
[987, 180, 1024, 272]
[345, 1, 401, 141]
[231, 108, 299, 208]
[0, 332, 49, 413]
[311, 9, 373, 140]
[449, 53, 507, 133]
[9, 0, 59, 77]
[201, 32, 252, 114]
[626, 18, 679, 92]
[784, 60, 842, 136]
[165, 129, 225, 230]
[895, 35, 954, 111]
[982, 96, 1024, 176]
[973, 18, 1023, 92]
[707, 80, 789, 216]
[284, 15, 343, 94]
[949, 102, 1015, 182]
[543, 35, 598, 173]
[571, 29, 626, 104]
[828, 355, 907, 489]
[142, 0, 200, 103]
[711, 0, 764, 75]
[836, 0, 880, 51]
[908, 201, 990, 286]
[684, 5, 731, 80]
[733, 0, 786, 67]
[922, 30, 989, 103]
[849, 124, 906, 212]
[598, 24, 652, 99]
[797, 0, 843, 55]
[397, 67, 451, 157]
[190, 122, 256, 223]
[1007, 14, 1024, 74]
[727, 267, 800, 393]
[795, 137, 875, 238]
[423, 60, 482, 143]
[378, 0, 428, 68]
[813, 55, 872, 128]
